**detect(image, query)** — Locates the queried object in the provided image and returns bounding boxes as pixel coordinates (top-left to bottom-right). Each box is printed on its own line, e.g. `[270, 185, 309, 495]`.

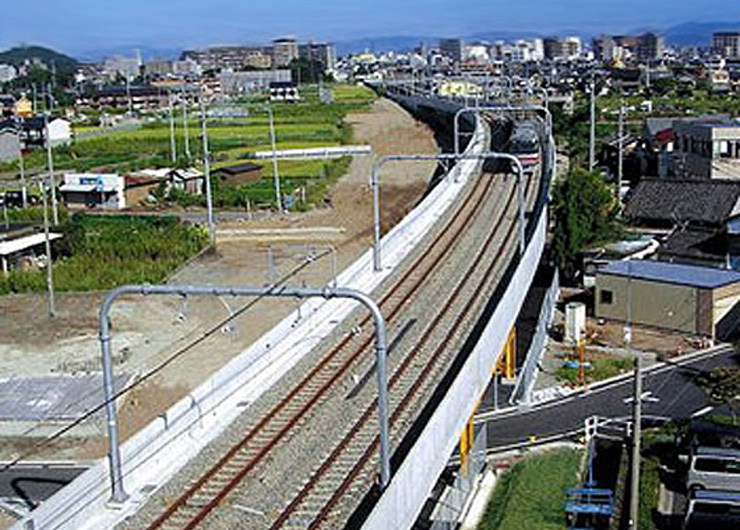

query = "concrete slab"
[0, 374, 131, 422]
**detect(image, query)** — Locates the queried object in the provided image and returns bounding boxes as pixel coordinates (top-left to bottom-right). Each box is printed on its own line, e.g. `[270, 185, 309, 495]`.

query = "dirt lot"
[0, 98, 438, 462]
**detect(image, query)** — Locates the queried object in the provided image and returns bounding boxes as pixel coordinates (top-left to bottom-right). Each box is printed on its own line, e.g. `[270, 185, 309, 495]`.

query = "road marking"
[623, 391, 659, 404]
[691, 406, 714, 418]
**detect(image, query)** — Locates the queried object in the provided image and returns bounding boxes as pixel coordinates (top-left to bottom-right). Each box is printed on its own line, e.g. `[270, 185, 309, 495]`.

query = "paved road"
[477, 346, 740, 451]
[0, 464, 88, 512]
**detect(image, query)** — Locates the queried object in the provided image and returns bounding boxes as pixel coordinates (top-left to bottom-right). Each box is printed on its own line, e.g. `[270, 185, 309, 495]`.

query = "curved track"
[132, 121, 544, 530]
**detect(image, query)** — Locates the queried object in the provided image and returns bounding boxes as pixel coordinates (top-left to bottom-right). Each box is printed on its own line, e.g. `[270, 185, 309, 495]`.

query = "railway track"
[136, 168, 506, 530]
[267, 165, 538, 530]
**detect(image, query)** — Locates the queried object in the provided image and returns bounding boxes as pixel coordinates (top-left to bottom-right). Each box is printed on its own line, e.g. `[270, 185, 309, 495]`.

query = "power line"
[0, 247, 333, 473]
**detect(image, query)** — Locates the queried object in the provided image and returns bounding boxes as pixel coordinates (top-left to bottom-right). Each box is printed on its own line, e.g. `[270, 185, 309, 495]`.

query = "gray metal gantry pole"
[99, 283, 390, 503]
[44, 114, 59, 225]
[371, 150, 527, 272]
[453, 104, 553, 158]
[168, 91, 177, 164]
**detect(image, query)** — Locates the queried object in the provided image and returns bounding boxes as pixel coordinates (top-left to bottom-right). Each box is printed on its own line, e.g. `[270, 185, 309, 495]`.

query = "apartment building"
[672, 118, 740, 179]
[272, 37, 299, 67]
[713, 32, 740, 59]
[181, 46, 272, 72]
[298, 42, 336, 70]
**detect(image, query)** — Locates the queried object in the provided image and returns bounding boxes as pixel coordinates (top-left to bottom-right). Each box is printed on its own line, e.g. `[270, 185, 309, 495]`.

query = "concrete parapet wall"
[363, 200, 548, 530]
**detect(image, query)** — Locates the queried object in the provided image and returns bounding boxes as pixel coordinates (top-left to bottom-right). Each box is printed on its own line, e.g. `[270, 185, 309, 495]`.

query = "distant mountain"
[0, 45, 78, 71]
[664, 21, 740, 47]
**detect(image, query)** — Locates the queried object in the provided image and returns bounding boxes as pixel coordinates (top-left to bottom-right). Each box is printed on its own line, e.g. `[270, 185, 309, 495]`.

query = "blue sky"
[2, 0, 739, 57]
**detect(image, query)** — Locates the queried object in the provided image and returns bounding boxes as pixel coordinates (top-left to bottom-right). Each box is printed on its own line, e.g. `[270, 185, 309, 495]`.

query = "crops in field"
[0, 213, 207, 295]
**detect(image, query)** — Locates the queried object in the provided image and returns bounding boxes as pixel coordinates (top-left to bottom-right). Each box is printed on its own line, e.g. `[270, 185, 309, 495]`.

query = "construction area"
[0, 95, 437, 515]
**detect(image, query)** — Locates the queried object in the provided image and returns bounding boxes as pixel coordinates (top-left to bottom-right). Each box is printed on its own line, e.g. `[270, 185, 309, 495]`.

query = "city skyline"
[2, 0, 740, 59]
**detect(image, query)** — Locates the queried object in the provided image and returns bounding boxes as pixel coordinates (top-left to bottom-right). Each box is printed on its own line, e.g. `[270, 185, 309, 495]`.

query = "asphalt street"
[477, 345, 740, 451]
[0, 464, 88, 513]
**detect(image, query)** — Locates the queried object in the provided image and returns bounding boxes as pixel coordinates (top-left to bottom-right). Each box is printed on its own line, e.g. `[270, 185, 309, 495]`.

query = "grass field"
[0, 214, 207, 295]
[555, 353, 633, 386]
[1, 84, 377, 210]
[478, 449, 581, 530]
[3, 121, 343, 174]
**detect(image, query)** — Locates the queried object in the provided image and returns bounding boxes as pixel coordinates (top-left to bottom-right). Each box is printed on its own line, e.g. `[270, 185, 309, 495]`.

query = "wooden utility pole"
[627, 259, 641, 529]
[617, 99, 625, 199]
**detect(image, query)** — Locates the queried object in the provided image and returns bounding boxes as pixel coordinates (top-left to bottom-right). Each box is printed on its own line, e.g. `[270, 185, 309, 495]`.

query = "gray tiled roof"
[625, 178, 740, 227]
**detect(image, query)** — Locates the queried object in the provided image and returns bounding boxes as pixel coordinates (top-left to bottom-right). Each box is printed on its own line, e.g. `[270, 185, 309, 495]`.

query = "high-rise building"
[593, 33, 663, 62]
[103, 56, 141, 80]
[272, 37, 300, 67]
[298, 42, 336, 70]
[439, 39, 464, 63]
[181, 47, 271, 72]
[636, 32, 665, 61]
[543, 37, 580, 60]
[713, 32, 740, 59]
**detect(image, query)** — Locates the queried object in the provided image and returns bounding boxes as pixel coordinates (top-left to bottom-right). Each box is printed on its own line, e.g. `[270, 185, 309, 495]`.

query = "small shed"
[0, 230, 63, 276]
[214, 163, 262, 188]
[595, 260, 740, 339]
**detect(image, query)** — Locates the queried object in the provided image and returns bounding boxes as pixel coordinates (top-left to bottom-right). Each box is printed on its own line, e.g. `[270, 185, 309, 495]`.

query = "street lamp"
[98, 283, 391, 503]
[370, 150, 527, 272]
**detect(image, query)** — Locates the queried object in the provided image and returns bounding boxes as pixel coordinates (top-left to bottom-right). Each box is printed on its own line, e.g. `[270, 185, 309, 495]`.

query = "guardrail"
[509, 268, 559, 405]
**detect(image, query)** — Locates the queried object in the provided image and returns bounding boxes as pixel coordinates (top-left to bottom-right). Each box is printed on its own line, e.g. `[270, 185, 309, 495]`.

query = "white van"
[684, 489, 740, 529]
[687, 447, 740, 493]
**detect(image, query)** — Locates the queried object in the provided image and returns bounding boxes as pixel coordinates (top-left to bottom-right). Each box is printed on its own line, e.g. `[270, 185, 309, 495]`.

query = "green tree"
[552, 168, 622, 281]
[289, 57, 329, 85]
[698, 367, 740, 425]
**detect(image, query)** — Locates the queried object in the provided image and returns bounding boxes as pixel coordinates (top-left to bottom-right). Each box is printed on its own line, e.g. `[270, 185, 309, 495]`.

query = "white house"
[48, 118, 72, 145]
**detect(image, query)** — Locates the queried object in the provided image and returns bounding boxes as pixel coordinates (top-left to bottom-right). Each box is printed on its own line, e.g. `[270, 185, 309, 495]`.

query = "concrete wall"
[595, 274, 700, 334]
[0, 131, 20, 162]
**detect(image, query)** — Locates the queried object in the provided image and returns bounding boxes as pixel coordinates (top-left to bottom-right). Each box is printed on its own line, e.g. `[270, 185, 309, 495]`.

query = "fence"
[509, 268, 559, 405]
[429, 423, 488, 530]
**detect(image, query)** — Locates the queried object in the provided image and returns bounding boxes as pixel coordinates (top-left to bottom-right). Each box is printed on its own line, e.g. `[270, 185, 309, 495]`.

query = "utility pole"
[39, 181, 56, 318]
[125, 76, 133, 116]
[265, 105, 282, 211]
[168, 92, 177, 164]
[199, 86, 215, 245]
[589, 78, 596, 172]
[44, 114, 59, 225]
[627, 259, 641, 530]
[617, 99, 625, 199]
[17, 130, 27, 207]
[181, 88, 191, 161]
[47, 83, 54, 114]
